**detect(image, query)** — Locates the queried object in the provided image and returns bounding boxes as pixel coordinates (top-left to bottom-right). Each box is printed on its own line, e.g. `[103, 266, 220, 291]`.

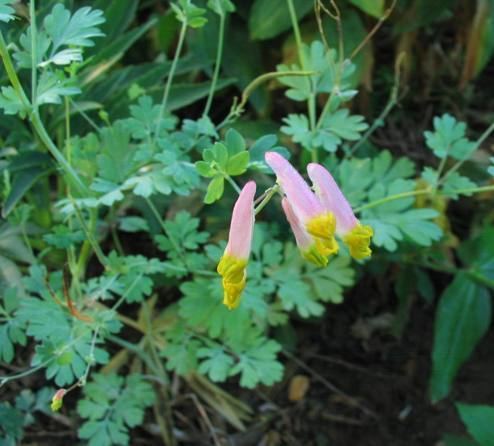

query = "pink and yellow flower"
[307, 163, 373, 260]
[265, 152, 338, 265]
[217, 181, 256, 309]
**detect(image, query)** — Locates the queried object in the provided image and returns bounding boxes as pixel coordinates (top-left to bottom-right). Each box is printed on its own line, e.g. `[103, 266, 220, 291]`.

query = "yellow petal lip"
[217, 254, 248, 310]
[343, 223, 373, 260]
[306, 212, 336, 240]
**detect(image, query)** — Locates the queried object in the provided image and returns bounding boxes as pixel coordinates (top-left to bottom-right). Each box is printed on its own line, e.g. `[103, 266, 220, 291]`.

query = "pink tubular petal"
[307, 163, 358, 234]
[265, 152, 324, 222]
[282, 198, 312, 251]
[225, 181, 256, 259]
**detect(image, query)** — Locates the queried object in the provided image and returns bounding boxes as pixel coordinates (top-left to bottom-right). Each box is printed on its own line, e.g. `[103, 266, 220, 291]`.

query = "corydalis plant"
[217, 153, 373, 309]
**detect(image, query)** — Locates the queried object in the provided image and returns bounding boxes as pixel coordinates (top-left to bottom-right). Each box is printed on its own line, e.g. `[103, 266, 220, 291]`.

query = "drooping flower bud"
[217, 181, 256, 309]
[51, 388, 67, 412]
[307, 163, 373, 260]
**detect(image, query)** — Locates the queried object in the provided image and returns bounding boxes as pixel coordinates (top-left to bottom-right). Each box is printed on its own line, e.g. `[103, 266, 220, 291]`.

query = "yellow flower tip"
[301, 237, 339, 267]
[217, 254, 247, 310]
[343, 223, 373, 260]
[302, 246, 329, 267]
[306, 212, 336, 240]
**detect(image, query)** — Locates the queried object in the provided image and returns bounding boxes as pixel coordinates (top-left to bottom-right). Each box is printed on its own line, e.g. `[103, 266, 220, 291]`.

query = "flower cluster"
[216, 153, 373, 309]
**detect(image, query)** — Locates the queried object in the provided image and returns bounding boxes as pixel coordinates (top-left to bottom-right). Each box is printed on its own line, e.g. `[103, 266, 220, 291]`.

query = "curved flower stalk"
[217, 181, 256, 309]
[265, 152, 338, 264]
[307, 163, 373, 260]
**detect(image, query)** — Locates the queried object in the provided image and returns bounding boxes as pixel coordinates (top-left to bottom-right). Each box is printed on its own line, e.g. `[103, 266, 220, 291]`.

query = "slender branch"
[440, 120, 494, 185]
[348, 52, 405, 157]
[355, 184, 494, 213]
[29, 0, 38, 108]
[255, 184, 280, 215]
[224, 174, 241, 194]
[287, 0, 317, 161]
[203, 12, 226, 117]
[155, 20, 187, 140]
[0, 32, 30, 106]
[350, 0, 397, 60]
[216, 70, 315, 130]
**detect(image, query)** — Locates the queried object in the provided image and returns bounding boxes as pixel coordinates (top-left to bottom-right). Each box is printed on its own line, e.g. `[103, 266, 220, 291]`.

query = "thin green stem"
[111, 273, 144, 312]
[224, 174, 241, 194]
[287, 0, 317, 161]
[30, 110, 89, 196]
[29, 0, 37, 108]
[355, 184, 494, 213]
[69, 200, 107, 269]
[203, 12, 226, 117]
[0, 32, 30, 106]
[1, 21, 83, 197]
[440, 120, 494, 185]
[466, 270, 494, 291]
[216, 70, 315, 130]
[255, 184, 280, 216]
[69, 98, 101, 132]
[354, 189, 431, 213]
[155, 20, 187, 141]
[145, 197, 185, 261]
[348, 53, 405, 157]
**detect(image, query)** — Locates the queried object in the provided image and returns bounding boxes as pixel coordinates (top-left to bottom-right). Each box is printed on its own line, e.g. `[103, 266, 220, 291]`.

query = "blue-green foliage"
[77, 374, 155, 446]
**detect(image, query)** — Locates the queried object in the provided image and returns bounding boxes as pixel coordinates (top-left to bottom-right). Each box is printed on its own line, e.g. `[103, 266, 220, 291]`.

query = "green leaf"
[178, 276, 257, 343]
[155, 211, 209, 253]
[44, 4, 105, 60]
[305, 256, 355, 304]
[0, 86, 28, 117]
[457, 403, 494, 446]
[125, 95, 177, 140]
[0, 0, 15, 23]
[224, 128, 246, 155]
[78, 374, 154, 446]
[162, 335, 201, 374]
[0, 402, 24, 443]
[172, 0, 207, 28]
[96, 122, 134, 183]
[249, 0, 313, 40]
[118, 216, 149, 233]
[429, 274, 491, 402]
[195, 160, 215, 177]
[36, 71, 81, 105]
[197, 345, 235, 381]
[43, 225, 85, 249]
[204, 175, 224, 204]
[0, 288, 27, 363]
[226, 151, 249, 176]
[441, 172, 476, 199]
[2, 152, 53, 217]
[207, 0, 235, 15]
[424, 114, 476, 160]
[361, 178, 442, 251]
[277, 42, 356, 102]
[248, 134, 289, 171]
[458, 226, 494, 282]
[313, 108, 368, 153]
[229, 331, 283, 388]
[281, 114, 312, 148]
[277, 279, 325, 318]
[348, 0, 384, 17]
